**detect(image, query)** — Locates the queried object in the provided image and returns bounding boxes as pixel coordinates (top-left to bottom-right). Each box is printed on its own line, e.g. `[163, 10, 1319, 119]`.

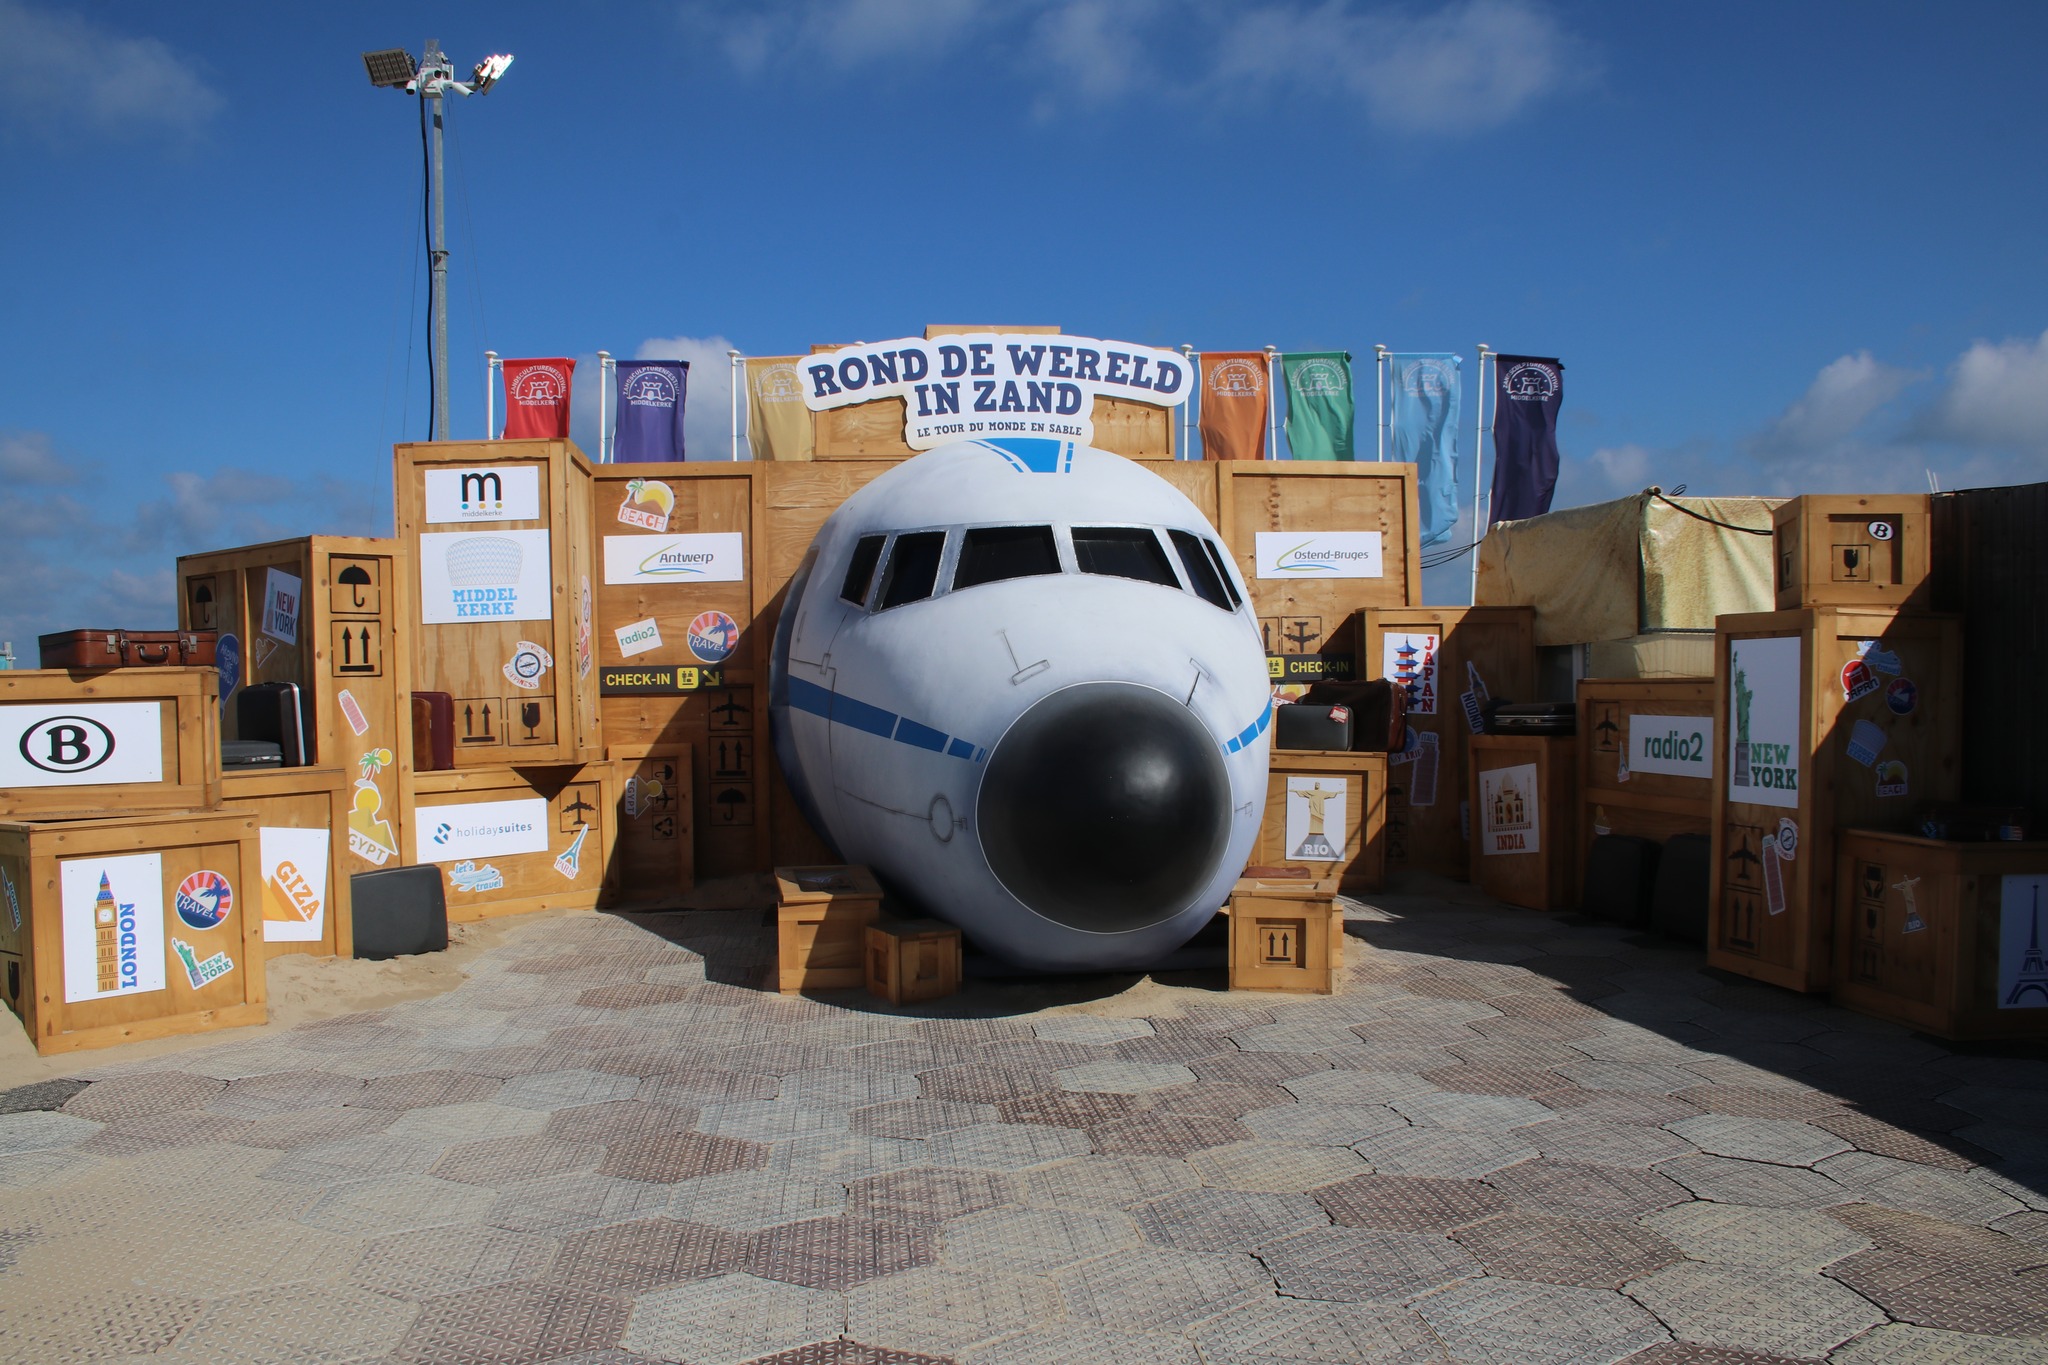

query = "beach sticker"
[1885, 678, 1918, 716]
[171, 938, 234, 990]
[1876, 759, 1910, 799]
[554, 826, 589, 880]
[618, 478, 675, 532]
[503, 640, 554, 690]
[448, 861, 505, 893]
[337, 688, 370, 736]
[173, 870, 233, 931]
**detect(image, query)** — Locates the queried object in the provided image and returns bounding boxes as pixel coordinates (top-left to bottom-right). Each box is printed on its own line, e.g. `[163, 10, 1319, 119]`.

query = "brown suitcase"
[412, 691, 455, 771]
[38, 629, 218, 670]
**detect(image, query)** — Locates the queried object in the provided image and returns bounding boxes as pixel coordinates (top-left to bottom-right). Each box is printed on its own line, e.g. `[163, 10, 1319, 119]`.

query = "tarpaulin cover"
[1475, 491, 1782, 645]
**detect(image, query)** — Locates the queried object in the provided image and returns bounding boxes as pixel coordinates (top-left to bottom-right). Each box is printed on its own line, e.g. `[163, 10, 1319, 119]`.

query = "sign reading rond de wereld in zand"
[800, 334, 1194, 450]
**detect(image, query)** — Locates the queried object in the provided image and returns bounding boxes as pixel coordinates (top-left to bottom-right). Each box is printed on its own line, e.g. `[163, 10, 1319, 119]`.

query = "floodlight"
[471, 54, 513, 94]
[362, 48, 417, 88]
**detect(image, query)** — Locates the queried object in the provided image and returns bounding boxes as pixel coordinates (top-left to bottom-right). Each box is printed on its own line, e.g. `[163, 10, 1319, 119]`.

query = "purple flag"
[1490, 355, 1562, 525]
[615, 361, 688, 462]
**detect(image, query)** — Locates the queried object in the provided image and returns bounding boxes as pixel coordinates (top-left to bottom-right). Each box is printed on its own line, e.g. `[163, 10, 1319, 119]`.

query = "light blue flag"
[1390, 353, 1463, 547]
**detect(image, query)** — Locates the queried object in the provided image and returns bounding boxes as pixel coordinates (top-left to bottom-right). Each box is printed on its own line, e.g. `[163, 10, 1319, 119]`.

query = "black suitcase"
[1300, 679, 1406, 752]
[1582, 834, 1660, 927]
[1650, 833, 1711, 944]
[222, 739, 283, 770]
[238, 681, 311, 767]
[1275, 702, 1354, 752]
[351, 865, 448, 959]
[1485, 701, 1576, 736]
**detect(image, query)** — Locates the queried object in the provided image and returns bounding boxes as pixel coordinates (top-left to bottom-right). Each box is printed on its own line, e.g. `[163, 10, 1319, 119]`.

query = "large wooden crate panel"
[606, 743, 694, 907]
[1255, 751, 1387, 892]
[0, 669, 220, 821]
[1774, 494, 1932, 611]
[1470, 734, 1578, 911]
[219, 767, 353, 960]
[1579, 678, 1714, 870]
[405, 763, 619, 920]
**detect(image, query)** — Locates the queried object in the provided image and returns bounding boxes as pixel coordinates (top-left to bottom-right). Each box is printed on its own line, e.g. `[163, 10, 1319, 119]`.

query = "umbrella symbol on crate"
[715, 788, 749, 823]
[337, 563, 373, 609]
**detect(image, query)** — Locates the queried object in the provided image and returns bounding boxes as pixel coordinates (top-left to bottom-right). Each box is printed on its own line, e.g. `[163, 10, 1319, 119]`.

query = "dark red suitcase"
[412, 691, 455, 771]
[39, 629, 217, 670]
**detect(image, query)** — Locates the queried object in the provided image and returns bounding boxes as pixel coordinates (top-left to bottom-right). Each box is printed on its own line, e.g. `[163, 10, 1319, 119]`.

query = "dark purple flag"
[615, 361, 688, 462]
[1489, 355, 1563, 525]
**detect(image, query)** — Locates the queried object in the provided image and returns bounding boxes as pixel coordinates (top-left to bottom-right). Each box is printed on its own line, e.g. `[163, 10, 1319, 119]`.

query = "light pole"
[363, 42, 512, 442]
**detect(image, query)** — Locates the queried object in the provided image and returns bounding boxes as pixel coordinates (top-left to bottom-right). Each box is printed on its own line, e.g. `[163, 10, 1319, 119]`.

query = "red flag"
[1199, 352, 1269, 460]
[501, 357, 576, 439]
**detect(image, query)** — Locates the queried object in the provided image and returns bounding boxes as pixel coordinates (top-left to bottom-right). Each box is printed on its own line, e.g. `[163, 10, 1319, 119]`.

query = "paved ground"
[4, 881, 2048, 1365]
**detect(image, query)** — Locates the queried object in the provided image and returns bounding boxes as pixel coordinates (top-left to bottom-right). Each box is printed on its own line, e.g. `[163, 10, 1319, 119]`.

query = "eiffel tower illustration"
[2006, 884, 2048, 1007]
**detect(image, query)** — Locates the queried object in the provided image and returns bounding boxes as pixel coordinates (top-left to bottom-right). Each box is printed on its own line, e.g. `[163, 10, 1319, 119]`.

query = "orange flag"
[1199, 352, 1269, 460]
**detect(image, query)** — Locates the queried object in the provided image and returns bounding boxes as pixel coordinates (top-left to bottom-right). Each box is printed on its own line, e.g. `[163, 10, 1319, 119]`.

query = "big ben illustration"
[94, 871, 119, 994]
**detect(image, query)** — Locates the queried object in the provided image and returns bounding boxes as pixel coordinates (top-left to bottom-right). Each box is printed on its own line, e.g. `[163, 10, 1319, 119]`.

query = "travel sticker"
[1, 864, 18, 932]
[261, 568, 302, 645]
[1629, 714, 1714, 780]
[172, 938, 234, 990]
[251, 636, 281, 669]
[503, 640, 555, 690]
[616, 618, 663, 659]
[688, 610, 740, 665]
[1284, 776, 1346, 861]
[417, 798, 549, 863]
[1846, 720, 1886, 768]
[216, 633, 242, 714]
[1761, 826, 1791, 916]
[1841, 657, 1880, 704]
[1885, 678, 1918, 716]
[448, 861, 505, 893]
[1875, 759, 1910, 799]
[1727, 636, 1801, 809]
[1459, 663, 1491, 736]
[1896, 874, 1926, 934]
[260, 825, 329, 942]
[347, 769, 399, 868]
[60, 855, 166, 1003]
[1860, 642, 1903, 676]
[577, 576, 594, 680]
[423, 466, 541, 523]
[554, 826, 589, 880]
[337, 688, 370, 737]
[1384, 633, 1440, 715]
[1999, 874, 2048, 1008]
[624, 773, 666, 818]
[419, 529, 554, 624]
[618, 478, 675, 532]
[1408, 731, 1441, 806]
[173, 870, 233, 931]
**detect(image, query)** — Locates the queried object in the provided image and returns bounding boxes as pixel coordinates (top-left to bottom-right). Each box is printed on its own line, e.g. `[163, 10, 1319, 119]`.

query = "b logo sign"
[20, 716, 115, 774]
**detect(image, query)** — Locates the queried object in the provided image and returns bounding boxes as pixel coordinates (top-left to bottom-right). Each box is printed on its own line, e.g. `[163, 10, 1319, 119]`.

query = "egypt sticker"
[618, 479, 675, 532]
[173, 869, 233, 931]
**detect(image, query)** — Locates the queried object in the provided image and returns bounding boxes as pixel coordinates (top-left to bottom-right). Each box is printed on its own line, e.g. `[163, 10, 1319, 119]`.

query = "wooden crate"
[1774, 494, 1932, 611]
[1470, 735, 1578, 911]
[605, 743, 694, 907]
[1226, 875, 1343, 994]
[1254, 751, 1387, 891]
[866, 919, 963, 1005]
[1361, 607, 1537, 878]
[406, 762, 619, 920]
[0, 668, 220, 821]
[178, 536, 413, 878]
[0, 808, 264, 1054]
[218, 767, 353, 960]
[1708, 608, 1963, 992]
[1834, 830, 2048, 1040]
[1578, 678, 1714, 877]
[774, 864, 883, 993]
[394, 439, 603, 768]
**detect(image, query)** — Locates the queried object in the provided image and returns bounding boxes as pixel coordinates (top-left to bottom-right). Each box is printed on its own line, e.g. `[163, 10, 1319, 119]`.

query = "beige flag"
[746, 356, 814, 461]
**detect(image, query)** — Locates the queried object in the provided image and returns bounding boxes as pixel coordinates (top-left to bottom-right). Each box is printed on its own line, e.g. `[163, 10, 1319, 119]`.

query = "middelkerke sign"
[800, 334, 1193, 451]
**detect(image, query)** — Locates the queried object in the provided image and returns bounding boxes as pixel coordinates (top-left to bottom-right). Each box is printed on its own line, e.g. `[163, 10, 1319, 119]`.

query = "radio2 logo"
[20, 716, 115, 774]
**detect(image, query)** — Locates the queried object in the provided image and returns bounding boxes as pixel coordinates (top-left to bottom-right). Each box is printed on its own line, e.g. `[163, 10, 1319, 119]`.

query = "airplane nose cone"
[978, 682, 1233, 935]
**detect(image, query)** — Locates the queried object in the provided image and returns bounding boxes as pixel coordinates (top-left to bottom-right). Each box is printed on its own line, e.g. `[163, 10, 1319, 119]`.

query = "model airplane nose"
[977, 682, 1233, 935]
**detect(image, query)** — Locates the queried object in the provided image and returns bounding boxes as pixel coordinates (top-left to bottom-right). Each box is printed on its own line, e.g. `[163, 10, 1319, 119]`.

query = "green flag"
[1281, 351, 1356, 461]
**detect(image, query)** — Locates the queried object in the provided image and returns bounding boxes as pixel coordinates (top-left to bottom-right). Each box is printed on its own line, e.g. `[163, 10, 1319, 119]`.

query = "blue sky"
[3, 0, 2044, 649]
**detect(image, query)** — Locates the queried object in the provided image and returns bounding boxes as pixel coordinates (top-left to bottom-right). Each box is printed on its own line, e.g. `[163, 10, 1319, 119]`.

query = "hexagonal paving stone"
[1284, 1070, 1439, 1106]
[601, 1128, 769, 1183]
[850, 1099, 996, 1139]
[1014, 1153, 1200, 1209]
[172, 1280, 419, 1363]
[552, 1216, 741, 1295]
[917, 1065, 1056, 1105]
[1054, 1061, 1196, 1094]
[1392, 1091, 1556, 1132]
[1152, 1081, 1298, 1119]
[1086, 1110, 1251, 1158]
[1483, 1159, 1689, 1220]
[846, 1168, 1012, 1225]
[299, 1172, 496, 1236]
[385, 1101, 551, 1146]
[939, 1205, 1141, 1276]
[1131, 1185, 1328, 1252]
[430, 1132, 605, 1188]
[1260, 1224, 1481, 1303]
[695, 1101, 852, 1143]
[496, 1068, 644, 1111]
[1628, 1261, 1884, 1359]
[1674, 1085, 1844, 1122]
[1663, 1114, 1852, 1168]
[1184, 1295, 1449, 1365]
[625, 1273, 841, 1362]
[845, 1265, 1061, 1357]
[1640, 1201, 1873, 1271]
[1030, 1015, 1156, 1045]
[487, 1171, 675, 1235]
[135, 1218, 361, 1298]
[1312, 1173, 1513, 1232]
[1450, 1213, 1681, 1289]
[350, 1069, 505, 1110]
[740, 1215, 935, 1291]
[667, 1169, 848, 1232]
[916, 1122, 1087, 1171]
[1814, 1112, 1985, 1170]
[1613, 1347, 1812, 1365]
[995, 1089, 1147, 1129]
[1552, 1060, 1702, 1095]
[1831, 1202, 2039, 1264]
[780, 1069, 921, 1108]
[1534, 1089, 1701, 1128]
[642, 1067, 782, 1108]
[1055, 1245, 1270, 1331]
[1353, 1128, 1538, 1180]
[208, 1070, 367, 1117]
[1186, 1139, 1369, 1193]
[547, 1099, 697, 1145]
[1655, 1155, 1853, 1210]
[350, 1222, 560, 1299]
[59, 1071, 224, 1120]
[1519, 1117, 1696, 1168]
[1189, 1050, 1326, 1087]
[1824, 1248, 2048, 1335]
[1828, 1322, 2048, 1365]
[1241, 1102, 1408, 1147]
[396, 1280, 632, 1364]
[1817, 1152, 2025, 1225]
[1413, 1276, 1668, 1365]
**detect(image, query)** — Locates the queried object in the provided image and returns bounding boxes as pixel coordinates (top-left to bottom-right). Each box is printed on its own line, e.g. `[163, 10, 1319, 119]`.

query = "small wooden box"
[219, 766, 353, 960]
[774, 864, 882, 993]
[1578, 678, 1714, 885]
[1833, 830, 2048, 1040]
[408, 762, 620, 921]
[1773, 494, 1932, 611]
[0, 668, 221, 821]
[1226, 875, 1343, 994]
[865, 918, 962, 1006]
[1256, 751, 1388, 891]
[1470, 734, 1578, 910]
[0, 808, 265, 1054]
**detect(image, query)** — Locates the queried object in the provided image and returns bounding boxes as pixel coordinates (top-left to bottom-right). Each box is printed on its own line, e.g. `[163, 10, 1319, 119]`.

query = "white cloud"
[0, 429, 74, 484]
[1921, 328, 2048, 452]
[0, 0, 222, 144]
[1750, 351, 1921, 459]
[568, 335, 742, 461]
[684, 0, 985, 74]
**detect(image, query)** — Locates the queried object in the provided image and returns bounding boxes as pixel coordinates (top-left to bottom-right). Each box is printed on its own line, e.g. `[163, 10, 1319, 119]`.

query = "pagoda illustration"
[93, 871, 119, 994]
[2006, 884, 2048, 1007]
[1290, 782, 1341, 859]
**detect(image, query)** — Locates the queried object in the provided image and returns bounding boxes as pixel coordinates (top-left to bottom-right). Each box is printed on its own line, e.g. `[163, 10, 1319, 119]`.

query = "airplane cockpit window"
[1073, 527, 1178, 588]
[954, 526, 1061, 591]
[840, 534, 886, 606]
[1201, 538, 1244, 610]
[875, 530, 947, 609]
[1169, 529, 1235, 610]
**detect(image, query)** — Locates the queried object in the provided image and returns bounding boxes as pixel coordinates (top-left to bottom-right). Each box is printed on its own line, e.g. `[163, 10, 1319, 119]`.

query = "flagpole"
[1471, 344, 1492, 603]
[1373, 345, 1389, 463]
[1179, 345, 1195, 461]
[1263, 345, 1279, 460]
[596, 352, 613, 463]
[728, 350, 742, 462]
[484, 351, 498, 439]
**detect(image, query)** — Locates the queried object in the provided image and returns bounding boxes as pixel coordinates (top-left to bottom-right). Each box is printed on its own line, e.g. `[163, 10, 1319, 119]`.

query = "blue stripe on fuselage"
[784, 673, 978, 761]
[976, 437, 1074, 474]
[1225, 700, 1273, 753]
